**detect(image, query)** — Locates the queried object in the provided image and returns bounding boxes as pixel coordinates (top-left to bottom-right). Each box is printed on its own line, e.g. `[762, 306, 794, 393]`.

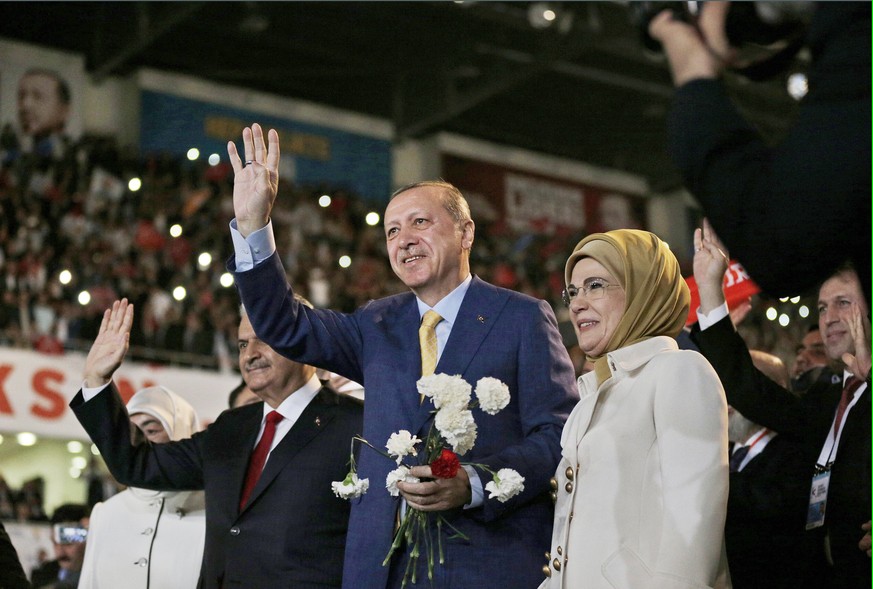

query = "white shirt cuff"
[697, 303, 730, 331]
[230, 219, 276, 272]
[463, 465, 483, 509]
[81, 381, 111, 402]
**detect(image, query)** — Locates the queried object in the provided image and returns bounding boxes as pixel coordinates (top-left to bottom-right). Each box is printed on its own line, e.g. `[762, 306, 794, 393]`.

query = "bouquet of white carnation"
[331, 374, 525, 586]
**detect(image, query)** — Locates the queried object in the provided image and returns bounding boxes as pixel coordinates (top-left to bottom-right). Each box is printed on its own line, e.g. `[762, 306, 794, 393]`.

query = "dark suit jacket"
[29, 560, 59, 589]
[232, 252, 578, 589]
[726, 434, 810, 588]
[692, 317, 871, 589]
[1, 520, 31, 589]
[71, 384, 364, 589]
[668, 3, 871, 301]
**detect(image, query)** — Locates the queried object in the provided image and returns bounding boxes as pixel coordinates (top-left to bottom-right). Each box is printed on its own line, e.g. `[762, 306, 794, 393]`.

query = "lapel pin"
[477, 315, 485, 323]
[315, 416, 322, 427]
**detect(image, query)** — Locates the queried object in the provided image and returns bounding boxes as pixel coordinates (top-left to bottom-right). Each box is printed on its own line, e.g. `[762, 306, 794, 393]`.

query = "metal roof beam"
[91, 2, 205, 82]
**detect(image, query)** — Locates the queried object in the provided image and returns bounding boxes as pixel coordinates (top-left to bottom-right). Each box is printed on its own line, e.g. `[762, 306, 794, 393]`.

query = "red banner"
[685, 261, 760, 326]
[440, 154, 646, 235]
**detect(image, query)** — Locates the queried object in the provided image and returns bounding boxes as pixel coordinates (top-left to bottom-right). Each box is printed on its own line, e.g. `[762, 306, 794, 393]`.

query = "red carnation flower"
[430, 449, 461, 479]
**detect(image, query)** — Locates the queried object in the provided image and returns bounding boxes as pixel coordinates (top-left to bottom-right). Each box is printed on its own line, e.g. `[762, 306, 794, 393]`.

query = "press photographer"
[648, 1, 871, 304]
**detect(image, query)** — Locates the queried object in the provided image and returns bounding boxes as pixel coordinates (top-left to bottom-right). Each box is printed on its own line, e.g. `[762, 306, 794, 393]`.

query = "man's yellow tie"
[419, 310, 443, 377]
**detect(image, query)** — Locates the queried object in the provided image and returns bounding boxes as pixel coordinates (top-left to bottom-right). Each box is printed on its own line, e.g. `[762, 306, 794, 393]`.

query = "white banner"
[504, 172, 586, 233]
[0, 347, 239, 440]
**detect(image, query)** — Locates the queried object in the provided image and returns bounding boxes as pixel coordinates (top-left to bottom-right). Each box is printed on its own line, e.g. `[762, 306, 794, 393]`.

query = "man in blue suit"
[226, 123, 578, 589]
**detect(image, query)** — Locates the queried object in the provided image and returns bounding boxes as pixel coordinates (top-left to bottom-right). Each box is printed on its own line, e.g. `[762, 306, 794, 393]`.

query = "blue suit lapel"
[376, 296, 428, 431]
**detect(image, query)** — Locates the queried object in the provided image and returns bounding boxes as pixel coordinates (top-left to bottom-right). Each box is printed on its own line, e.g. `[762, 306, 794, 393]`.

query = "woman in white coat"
[79, 386, 206, 589]
[542, 229, 730, 589]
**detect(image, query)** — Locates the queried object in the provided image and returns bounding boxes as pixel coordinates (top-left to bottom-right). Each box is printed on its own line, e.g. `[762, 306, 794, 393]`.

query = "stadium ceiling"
[0, 1, 801, 192]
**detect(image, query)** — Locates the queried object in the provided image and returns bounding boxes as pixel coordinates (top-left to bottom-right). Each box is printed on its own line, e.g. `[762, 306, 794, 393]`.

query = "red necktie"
[239, 411, 284, 509]
[833, 376, 862, 439]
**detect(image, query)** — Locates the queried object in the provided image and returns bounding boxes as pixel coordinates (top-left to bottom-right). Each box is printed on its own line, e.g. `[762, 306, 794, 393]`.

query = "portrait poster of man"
[0, 38, 85, 160]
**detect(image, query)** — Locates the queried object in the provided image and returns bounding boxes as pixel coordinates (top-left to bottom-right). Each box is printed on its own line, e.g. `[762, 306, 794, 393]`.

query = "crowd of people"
[0, 112, 812, 375]
[0, 2, 868, 588]
[0, 126, 604, 372]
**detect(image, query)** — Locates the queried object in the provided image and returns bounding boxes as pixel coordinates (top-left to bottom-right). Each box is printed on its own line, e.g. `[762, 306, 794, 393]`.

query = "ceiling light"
[528, 2, 557, 29]
[528, 2, 573, 33]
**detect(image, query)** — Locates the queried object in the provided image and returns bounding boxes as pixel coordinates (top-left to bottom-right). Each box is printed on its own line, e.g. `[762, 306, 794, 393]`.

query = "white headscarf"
[124, 386, 201, 501]
[126, 386, 201, 441]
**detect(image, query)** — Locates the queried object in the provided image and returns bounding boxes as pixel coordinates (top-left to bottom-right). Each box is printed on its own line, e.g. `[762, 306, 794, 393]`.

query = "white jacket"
[541, 337, 731, 589]
[79, 487, 206, 589]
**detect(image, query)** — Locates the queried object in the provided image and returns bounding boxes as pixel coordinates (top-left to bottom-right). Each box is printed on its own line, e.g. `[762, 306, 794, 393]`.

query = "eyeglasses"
[561, 279, 621, 307]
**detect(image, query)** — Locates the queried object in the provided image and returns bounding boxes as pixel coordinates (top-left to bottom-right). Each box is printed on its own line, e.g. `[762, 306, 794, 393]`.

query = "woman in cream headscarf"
[541, 230, 730, 589]
[80, 386, 206, 589]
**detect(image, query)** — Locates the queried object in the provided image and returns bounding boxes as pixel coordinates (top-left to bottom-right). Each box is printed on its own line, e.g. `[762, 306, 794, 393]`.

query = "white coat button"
[141, 527, 154, 535]
[134, 558, 148, 567]
[230, 526, 241, 536]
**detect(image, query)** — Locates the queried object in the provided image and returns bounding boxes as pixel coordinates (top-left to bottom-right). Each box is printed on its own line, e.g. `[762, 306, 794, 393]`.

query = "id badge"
[806, 469, 830, 530]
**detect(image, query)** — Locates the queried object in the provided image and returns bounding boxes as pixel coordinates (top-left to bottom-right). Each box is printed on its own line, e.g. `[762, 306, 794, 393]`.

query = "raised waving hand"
[83, 299, 134, 388]
[227, 123, 281, 237]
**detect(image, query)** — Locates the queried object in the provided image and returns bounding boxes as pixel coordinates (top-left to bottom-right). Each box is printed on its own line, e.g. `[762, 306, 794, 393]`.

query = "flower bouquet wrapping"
[331, 374, 526, 586]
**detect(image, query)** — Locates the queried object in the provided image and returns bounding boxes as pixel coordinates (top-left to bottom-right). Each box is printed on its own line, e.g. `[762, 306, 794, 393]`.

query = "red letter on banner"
[0, 365, 13, 415]
[32, 369, 66, 419]
[116, 378, 157, 404]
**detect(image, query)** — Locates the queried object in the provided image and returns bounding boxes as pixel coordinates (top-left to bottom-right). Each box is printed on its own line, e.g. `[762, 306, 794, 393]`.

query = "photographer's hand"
[649, 1, 734, 86]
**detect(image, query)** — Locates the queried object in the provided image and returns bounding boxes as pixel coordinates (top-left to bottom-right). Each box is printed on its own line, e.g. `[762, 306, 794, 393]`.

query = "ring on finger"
[244, 160, 254, 166]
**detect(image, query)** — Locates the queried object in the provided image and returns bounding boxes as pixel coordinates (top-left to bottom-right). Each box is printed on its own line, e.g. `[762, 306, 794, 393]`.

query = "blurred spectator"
[791, 325, 835, 394]
[0, 475, 16, 520]
[84, 457, 122, 510]
[227, 380, 259, 409]
[725, 350, 810, 588]
[17, 478, 47, 522]
[31, 503, 90, 589]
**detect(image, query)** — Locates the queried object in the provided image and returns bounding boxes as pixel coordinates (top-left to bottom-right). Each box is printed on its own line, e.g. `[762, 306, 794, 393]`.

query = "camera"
[53, 523, 88, 545]
[629, 1, 813, 79]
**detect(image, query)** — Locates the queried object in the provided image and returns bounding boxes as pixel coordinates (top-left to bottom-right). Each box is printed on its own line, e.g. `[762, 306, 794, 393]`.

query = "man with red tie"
[691, 220, 871, 589]
[71, 298, 363, 589]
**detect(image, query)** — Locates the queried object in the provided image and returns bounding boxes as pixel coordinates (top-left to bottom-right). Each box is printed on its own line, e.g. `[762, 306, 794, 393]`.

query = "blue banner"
[139, 91, 392, 201]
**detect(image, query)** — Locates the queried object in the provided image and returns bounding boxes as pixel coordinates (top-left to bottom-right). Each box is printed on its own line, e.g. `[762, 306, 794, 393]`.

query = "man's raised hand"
[83, 299, 134, 388]
[227, 123, 281, 237]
